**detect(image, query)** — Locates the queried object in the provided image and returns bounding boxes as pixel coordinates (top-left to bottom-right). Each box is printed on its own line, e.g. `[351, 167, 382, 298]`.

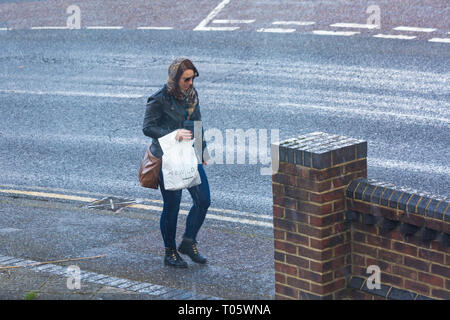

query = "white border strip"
[212, 19, 255, 24]
[428, 38, 450, 43]
[393, 26, 437, 33]
[313, 30, 360, 36]
[330, 23, 379, 29]
[194, 26, 239, 31]
[85, 26, 123, 30]
[257, 28, 295, 33]
[373, 34, 416, 40]
[272, 21, 315, 26]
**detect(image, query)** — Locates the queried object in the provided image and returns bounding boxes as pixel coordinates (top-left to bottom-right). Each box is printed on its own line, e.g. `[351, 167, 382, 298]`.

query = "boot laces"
[192, 243, 199, 255]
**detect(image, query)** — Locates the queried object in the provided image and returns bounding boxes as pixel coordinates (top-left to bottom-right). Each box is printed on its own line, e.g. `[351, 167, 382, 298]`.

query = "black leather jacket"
[142, 84, 210, 162]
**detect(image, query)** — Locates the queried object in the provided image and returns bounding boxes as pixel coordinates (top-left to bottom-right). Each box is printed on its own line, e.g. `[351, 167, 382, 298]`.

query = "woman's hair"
[170, 59, 199, 98]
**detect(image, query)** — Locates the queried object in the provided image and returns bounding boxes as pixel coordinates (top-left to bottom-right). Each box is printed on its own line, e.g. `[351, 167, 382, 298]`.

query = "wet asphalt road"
[0, 29, 449, 217]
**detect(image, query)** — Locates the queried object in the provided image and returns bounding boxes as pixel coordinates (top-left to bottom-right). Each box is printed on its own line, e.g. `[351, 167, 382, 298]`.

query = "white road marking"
[393, 26, 437, 33]
[0, 188, 273, 228]
[257, 28, 296, 33]
[86, 26, 123, 30]
[194, 0, 232, 31]
[0, 89, 143, 99]
[212, 19, 255, 24]
[313, 30, 360, 36]
[194, 26, 239, 31]
[272, 21, 315, 26]
[137, 27, 173, 30]
[330, 23, 379, 29]
[31, 26, 69, 30]
[428, 38, 450, 43]
[0, 28, 9, 31]
[373, 34, 416, 40]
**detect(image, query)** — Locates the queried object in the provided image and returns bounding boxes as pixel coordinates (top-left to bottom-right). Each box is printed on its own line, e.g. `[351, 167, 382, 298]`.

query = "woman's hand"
[175, 129, 193, 141]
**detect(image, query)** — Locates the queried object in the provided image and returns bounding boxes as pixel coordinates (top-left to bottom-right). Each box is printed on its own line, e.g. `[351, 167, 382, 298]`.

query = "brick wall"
[272, 132, 449, 300]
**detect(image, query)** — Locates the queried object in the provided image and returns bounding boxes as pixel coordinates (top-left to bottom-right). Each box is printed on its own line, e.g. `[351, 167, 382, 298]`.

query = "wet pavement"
[0, 193, 274, 300]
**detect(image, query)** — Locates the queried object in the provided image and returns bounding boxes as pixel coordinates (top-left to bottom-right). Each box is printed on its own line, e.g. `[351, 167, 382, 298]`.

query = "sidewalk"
[0, 192, 275, 300]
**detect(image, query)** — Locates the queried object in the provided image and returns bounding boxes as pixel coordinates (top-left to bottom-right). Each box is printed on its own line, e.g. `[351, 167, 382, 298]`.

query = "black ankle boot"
[178, 238, 207, 264]
[164, 248, 188, 268]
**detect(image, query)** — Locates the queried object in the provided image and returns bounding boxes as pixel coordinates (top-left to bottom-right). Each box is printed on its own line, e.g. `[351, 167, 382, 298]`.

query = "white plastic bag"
[158, 130, 201, 191]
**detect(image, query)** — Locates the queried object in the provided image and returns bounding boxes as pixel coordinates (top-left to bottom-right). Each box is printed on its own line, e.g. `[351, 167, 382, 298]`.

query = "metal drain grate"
[87, 197, 136, 212]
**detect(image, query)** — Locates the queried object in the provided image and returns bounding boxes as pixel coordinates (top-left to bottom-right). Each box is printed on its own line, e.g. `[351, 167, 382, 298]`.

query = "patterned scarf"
[166, 57, 198, 117]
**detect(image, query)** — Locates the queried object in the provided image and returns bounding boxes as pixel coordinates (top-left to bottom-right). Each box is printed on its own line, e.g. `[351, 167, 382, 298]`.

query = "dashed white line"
[195, 26, 239, 31]
[428, 38, 450, 43]
[272, 21, 315, 26]
[257, 28, 296, 33]
[330, 23, 379, 29]
[313, 30, 360, 36]
[393, 26, 437, 33]
[85, 26, 123, 30]
[137, 27, 173, 30]
[0, 28, 10, 31]
[373, 34, 416, 40]
[194, 0, 232, 31]
[212, 19, 255, 24]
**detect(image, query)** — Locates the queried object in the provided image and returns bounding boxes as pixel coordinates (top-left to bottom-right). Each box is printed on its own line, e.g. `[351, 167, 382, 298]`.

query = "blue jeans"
[158, 164, 211, 248]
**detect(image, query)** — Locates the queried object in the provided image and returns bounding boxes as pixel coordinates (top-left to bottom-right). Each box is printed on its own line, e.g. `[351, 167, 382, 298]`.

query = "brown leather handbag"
[138, 144, 162, 189]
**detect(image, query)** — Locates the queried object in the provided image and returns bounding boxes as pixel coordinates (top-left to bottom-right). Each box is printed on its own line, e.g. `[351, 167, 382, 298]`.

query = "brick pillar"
[272, 132, 367, 299]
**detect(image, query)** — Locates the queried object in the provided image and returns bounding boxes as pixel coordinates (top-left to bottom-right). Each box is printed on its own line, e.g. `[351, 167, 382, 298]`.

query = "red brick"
[273, 173, 289, 185]
[367, 234, 391, 248]
[286, 232, 309, 246]
[297, 245, 333, 261]
[285, 186, 309, 201]
[333, 199, 345, 212]
[392, 265, 417, 280]
[274, 240, 297, 254]
[273, 206, 284, 218]
[354, 243, 378, 257]
[297, 223, 333, 238]
[366, 258, 391, 273]
[275, 273, 286, 284]
[431, 264, 450, 278]
[392, 241, 417, 257]
[310, 189, 345, 203]
[275, 283, 298, 299]
[431, 289, 450, 300]
[309, 166, 342, 181]
[418, 249, 444, 264]
[296, 178, 332, 192]
[275, 262, 298, 277]
[378, 249, 403, 264]
[418, 272, 444, 287]
[274, 218, 296, 232]
[275, 293, 294, 300]
[398, 213, 426, 228]
[404, 280, 430, 295]
[274, 229, 285, 240]
[281, 162, 297, 176]
[286, 254, 310, 269]
[298, 268, 333, 284]
[382, 273, 403, 287]
[309, 212, 343, 227]
[333, 222, 350, 233]
[404, 257, 430, 272]
[272, 183, 284, 196]
[343, 159, 367, 174]
[310, 278, 346, 295]
[348, 200, 371, 215]
[297, 201, 333, 215]
[274, 251, 285, 262]
[284, 209, 308, 223]
[333, 173, 355, 188]
[446, 279, 450, 290]
[352, 254, 365, 266]
[310, 234, 345, 250]
[334, 243, 351, 256]
[353, 231, 366, 242]
[310, 256, 345, 273]
[287, 276, 311, 291]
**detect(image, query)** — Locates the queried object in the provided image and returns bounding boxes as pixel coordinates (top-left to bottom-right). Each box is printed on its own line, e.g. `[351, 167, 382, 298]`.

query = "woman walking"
[142, 57, 211, 268]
